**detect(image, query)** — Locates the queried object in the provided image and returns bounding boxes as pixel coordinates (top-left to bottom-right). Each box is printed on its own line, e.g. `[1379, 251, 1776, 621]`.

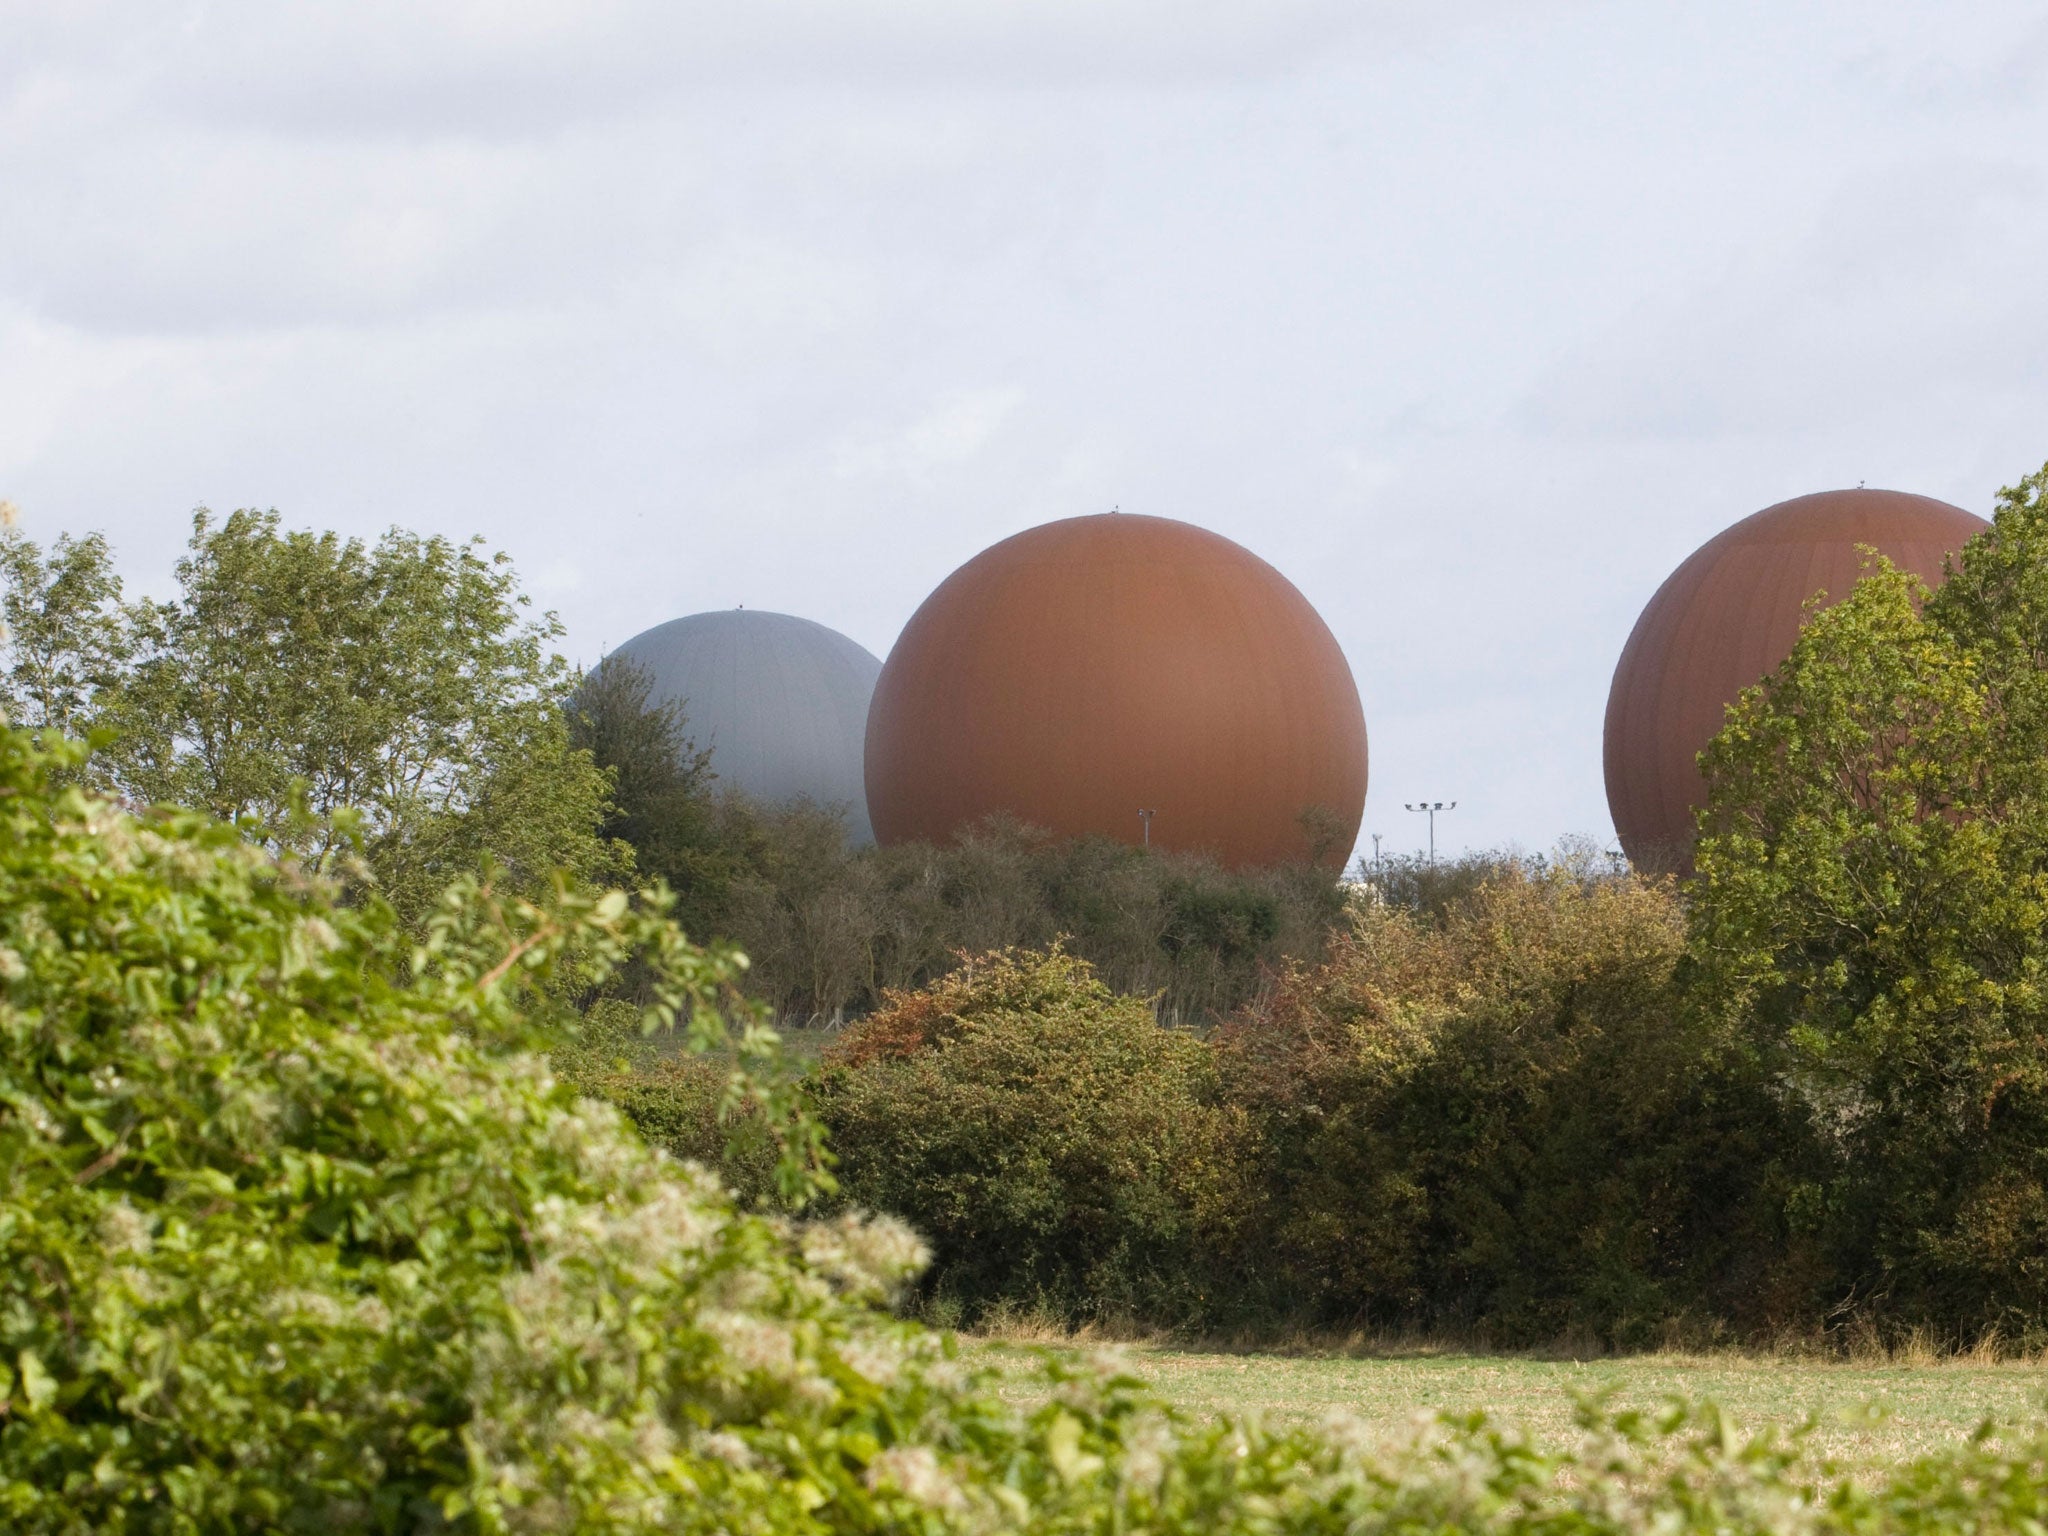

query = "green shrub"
[1219, 859, 1805, 1344]
[817, 948, 1252, 1326]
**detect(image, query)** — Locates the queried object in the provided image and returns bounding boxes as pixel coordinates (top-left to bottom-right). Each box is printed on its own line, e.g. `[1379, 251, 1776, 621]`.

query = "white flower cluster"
[9, 1092, 60, 1141]
[256, 1286, 392, 1335]
[97, 1199, 153, 1257]
[1119, 1411, 1178, 1497]
[864, 1444, 970, 1515]
[693, 1430, 755, 1469]
[834, 1335, 906, 1389]
[798, 1209, 930, 1301]
[456, 1077, 995, 1533]
[699, 1309, 798, 1382]
[465, 1090, 821, 1520]
[278, 914, 342, 977]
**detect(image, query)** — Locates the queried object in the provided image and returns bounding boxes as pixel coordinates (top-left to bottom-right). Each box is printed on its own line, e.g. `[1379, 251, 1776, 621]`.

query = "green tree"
[0, 508, 625, 925]
[565, 651, 738, 941]
[0, 523, 132, 748]
[1692, 462, 2048, 1332]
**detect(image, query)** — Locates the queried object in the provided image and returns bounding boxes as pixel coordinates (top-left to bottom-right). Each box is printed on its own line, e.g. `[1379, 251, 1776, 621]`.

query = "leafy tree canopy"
[0, 523, 130, 742]
[0, 508, 623, 925]
[1692, 460, 2048, 1327]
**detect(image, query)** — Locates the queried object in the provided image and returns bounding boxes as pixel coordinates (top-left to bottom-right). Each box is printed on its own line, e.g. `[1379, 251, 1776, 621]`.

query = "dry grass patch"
[968, 1334, 2048, 1470]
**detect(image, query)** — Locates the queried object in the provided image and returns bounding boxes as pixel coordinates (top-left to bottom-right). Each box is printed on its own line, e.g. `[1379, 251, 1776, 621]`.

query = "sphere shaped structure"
[865, 513, 1368, 868]
[613, 609, 882, 845]
[1604, 488, 1987, 872]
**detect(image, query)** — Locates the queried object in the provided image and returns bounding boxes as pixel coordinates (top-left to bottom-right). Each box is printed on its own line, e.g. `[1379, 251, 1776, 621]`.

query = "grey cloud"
[1836, 14, 2048, 111]
[1, 2, 1517, 143]
[1518, 158, 2048, 444]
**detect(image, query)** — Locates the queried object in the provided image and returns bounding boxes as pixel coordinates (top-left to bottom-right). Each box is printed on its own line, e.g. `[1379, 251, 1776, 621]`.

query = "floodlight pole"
[1138, 808, 1156, 848]
[1403, 801, 1457, 864]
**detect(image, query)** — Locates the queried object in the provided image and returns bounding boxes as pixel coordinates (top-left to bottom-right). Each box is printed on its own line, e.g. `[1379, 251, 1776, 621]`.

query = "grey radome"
[611, 609, 882, 846]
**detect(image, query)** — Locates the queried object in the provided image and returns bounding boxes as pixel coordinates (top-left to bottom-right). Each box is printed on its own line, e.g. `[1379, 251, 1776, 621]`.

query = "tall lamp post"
[1403, 801, 1457, 863]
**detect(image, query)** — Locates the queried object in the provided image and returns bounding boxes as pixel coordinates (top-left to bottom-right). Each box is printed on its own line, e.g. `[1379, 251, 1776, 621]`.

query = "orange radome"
[1603, 488, 1987, 873]
[864, 513, 1368, 869]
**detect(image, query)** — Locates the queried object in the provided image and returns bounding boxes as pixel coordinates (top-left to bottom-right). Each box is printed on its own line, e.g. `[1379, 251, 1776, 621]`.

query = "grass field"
[973, 1341, 2048, 1468]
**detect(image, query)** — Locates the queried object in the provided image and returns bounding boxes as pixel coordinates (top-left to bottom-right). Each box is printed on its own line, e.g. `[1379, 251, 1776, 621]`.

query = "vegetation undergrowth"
[19, 725, 2048, 1530]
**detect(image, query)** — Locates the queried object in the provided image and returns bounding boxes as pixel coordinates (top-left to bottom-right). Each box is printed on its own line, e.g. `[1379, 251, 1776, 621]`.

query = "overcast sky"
[5, 2, 2046, 861]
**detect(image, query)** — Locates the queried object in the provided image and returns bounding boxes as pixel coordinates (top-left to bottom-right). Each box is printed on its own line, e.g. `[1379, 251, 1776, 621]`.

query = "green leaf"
[1046, 1410, 1104, 1485]
[15, 1350, 55, 1413]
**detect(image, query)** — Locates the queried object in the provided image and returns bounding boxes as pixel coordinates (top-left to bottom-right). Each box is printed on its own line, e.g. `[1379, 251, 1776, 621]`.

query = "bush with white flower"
[0, 727, 959, 1531]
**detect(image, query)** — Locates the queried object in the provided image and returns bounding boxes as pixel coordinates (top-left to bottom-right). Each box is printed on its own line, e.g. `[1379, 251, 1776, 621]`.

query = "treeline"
[576, 460, 2048, 1349]
[28, 464, 2048, 1351]
[571, 858, 1779, 1346]
[588, 848, 2021, 1349]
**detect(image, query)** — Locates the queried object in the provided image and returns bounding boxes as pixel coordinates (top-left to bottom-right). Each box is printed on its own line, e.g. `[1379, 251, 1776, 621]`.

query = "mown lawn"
[973, 1342, 2048, 1468]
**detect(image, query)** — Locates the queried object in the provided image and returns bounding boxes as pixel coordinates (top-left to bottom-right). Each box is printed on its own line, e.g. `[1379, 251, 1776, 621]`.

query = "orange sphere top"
[865, 513, 1368, 868]
[1603, 488, 1987, 872]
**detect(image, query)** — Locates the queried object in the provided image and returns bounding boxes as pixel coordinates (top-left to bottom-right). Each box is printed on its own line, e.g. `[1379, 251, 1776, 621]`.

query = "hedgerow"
[1217, 860, 1806, 1344]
